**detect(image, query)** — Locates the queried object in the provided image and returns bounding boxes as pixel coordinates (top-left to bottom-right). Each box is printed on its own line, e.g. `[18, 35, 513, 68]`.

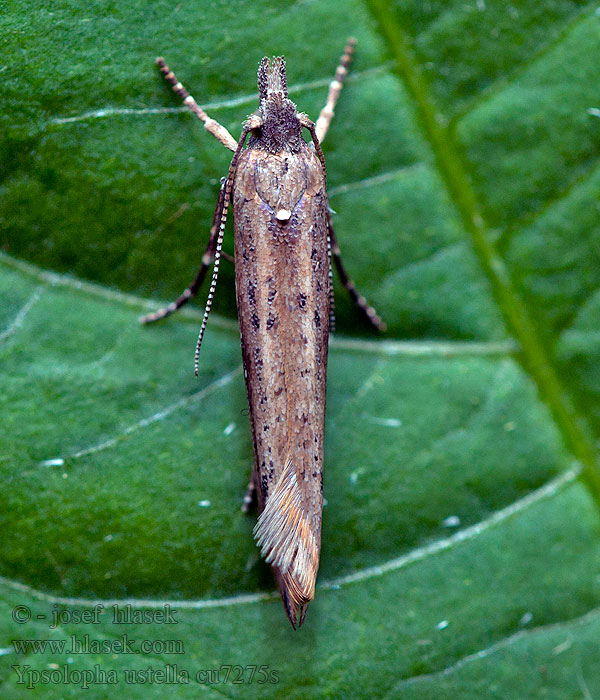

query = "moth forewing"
[142, 39, 385, 629]
[232, 92, 330, 624]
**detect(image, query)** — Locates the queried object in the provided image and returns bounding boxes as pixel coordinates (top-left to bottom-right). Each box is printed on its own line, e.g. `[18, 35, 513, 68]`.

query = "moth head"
[252, 57, 303, 152]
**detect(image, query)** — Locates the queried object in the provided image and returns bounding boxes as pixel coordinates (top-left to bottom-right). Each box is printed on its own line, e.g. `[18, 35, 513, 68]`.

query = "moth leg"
[155, 57, 237, 152]
[139, 183, 227, 324]
[241, 474, 257, 513]
[326, 231, 336, 333]
[193, 126, 251, 375]
[315, 37, 356, 144]
[327, 212, 387, 332]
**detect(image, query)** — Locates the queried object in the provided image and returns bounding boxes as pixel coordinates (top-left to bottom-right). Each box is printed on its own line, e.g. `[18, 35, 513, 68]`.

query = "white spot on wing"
[275, 208, 291, 221]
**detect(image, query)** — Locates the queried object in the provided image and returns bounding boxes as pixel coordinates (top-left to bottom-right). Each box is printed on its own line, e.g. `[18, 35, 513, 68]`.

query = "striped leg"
[139, 183, 227, 324]
[327, 212, 386, 332]
[241, 473, 257, 513]
[156, 57, 237, 152]
[301, 113, 384, 334]
[193, 126, 251, 375]
[326, 232, 336, 333]
[315, 37, 356, 144]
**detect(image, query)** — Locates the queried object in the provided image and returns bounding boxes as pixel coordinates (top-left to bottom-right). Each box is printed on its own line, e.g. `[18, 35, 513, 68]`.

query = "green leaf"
[2, 0, 600, 697]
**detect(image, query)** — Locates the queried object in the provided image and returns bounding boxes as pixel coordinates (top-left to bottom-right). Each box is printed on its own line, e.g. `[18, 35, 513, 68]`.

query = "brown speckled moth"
[141, 39, 385, 628]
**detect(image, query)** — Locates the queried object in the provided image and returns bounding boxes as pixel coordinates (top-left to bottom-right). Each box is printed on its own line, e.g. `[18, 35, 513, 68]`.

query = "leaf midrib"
[364, 0, 600, 501]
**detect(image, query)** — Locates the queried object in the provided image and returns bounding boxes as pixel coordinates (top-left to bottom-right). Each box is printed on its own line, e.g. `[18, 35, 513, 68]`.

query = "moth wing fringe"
[253, 459, 319, 626]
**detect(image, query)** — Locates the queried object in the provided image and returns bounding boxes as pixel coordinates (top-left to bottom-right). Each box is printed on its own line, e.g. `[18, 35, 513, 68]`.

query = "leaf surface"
[2, 0, 600, 697]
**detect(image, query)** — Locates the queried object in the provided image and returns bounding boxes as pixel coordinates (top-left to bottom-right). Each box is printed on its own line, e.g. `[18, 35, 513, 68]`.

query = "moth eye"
[247, 114, 263, 131]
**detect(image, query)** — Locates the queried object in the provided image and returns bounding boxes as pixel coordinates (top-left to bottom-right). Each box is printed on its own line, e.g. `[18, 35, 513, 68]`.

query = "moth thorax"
[252, 96, 303, 153]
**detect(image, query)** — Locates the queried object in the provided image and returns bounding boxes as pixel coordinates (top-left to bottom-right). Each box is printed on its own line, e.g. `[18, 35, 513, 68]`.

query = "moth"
[141, 39, 384, 628]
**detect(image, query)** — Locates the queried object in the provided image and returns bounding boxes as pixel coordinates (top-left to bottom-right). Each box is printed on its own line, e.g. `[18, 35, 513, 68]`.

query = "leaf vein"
[364, 0, 600, 499]
[386, 597, 600, 693]
[328, 163, 425, 197]
[46, 64, 392, 129]
[0, 285, 46, 343]
[0, 251, 518, 358]
[0, 465, 579, 609]
[40, 364, 242, 465]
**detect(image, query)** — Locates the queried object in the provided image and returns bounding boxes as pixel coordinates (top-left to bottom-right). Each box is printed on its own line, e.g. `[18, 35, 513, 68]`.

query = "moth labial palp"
[140, 37, 385, 628]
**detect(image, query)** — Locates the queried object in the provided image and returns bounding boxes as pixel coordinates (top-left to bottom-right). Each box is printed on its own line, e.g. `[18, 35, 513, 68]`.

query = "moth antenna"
[155, 57, 237, 152]
[194, 125, 250, 376]
[315, 37, 356, 143]
[299, 114, 328, 184]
